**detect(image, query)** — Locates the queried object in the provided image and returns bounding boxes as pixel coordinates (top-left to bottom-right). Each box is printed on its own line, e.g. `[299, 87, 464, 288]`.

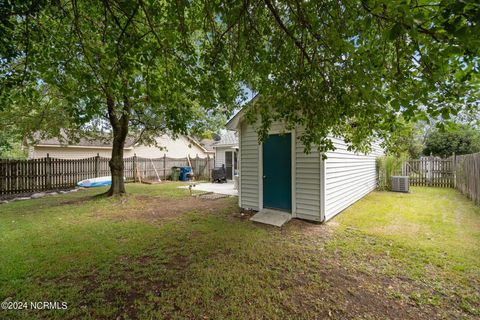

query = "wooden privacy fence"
[403, 157, 454, 187]
[453, 152, 480, 206]
[403, 154, 479, 206]
[0, 154, 214, 195]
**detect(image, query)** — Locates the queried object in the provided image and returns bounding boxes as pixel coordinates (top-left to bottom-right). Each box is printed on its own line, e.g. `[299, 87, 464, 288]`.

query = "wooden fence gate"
[403, 157, 454, 187]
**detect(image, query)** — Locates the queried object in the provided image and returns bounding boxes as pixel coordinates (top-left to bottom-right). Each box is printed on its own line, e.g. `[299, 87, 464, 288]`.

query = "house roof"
[185, 136, 210, 153]
[35, 136, 136, 149]
[34, 133, 209, 153]
[211, 131, 239, 147]
[226, 94, 259, 130]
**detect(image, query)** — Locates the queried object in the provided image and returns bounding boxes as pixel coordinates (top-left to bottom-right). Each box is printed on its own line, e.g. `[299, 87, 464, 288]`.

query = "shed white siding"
[295, 132, 322, 221]
[239, 121, 260, 210]
[323, 138, 383, 221]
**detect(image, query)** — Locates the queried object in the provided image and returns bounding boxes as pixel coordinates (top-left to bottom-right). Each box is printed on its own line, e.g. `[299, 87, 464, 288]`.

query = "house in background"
[198, 138, 216, 156]
[29, 134, 210, 159]
[226, 108, 383, 225]
[211, 131, 239, 180]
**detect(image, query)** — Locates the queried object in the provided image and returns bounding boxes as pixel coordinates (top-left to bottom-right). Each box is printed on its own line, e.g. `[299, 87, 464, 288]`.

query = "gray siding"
[239, 121, 260, 210]
[324, 138, 383, 221]
[295, 131, 322, 221]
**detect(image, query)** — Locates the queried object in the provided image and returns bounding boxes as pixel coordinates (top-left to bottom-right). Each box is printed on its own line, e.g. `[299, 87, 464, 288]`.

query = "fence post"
[46, 153, 52, 189]
[95, 153, 100, 178]
[133, 154, 137, 182]
[428, 154, 432, 186]
[195, 154, 199, 177]
[452, 152, 456, 188]
[163, 154, 166, 180]
[207, 155, 210, 180]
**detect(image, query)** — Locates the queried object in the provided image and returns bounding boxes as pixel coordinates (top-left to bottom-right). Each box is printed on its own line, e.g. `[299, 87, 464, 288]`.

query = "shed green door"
[262, 134, 292, 212]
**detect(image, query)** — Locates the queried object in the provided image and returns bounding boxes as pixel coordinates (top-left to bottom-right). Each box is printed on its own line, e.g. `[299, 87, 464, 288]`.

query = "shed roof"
[226, 94, 259, 130]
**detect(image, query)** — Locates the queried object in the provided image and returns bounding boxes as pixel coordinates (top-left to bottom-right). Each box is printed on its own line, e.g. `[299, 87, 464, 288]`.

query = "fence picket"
[404, 155, 479, 206]
[0, 155, 214, 195]
[406, 157, 453, 188]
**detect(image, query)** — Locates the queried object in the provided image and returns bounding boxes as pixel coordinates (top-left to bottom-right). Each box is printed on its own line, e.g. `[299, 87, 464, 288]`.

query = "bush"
[423, 126, 480, 157]
[376, 155, 406, 190]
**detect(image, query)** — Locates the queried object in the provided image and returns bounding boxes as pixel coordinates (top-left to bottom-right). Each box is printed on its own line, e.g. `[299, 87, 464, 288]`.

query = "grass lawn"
[0, 184, 479, 319]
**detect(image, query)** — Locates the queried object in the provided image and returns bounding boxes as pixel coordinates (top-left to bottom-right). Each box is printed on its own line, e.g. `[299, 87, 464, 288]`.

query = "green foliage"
[1, 1, 241, 146]
[423, 126, 480, 157]
[214, 0, 480, 153]
[376, 155, 406, 190]
[1, 0, 479, 157]
[0, 132, 27, 159]
[0, 142, 27, 160]
[381, 119, 424, 158]
[1, 1, 245, 194]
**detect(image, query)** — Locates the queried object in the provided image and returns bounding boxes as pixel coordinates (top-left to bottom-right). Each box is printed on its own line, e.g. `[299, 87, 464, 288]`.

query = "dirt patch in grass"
[134, 195, 235, 218]
[305, 262, 445, 319]
[58, 250, 194, 319]
[99, 194, 237, 222]
[64, 244, 456, 320]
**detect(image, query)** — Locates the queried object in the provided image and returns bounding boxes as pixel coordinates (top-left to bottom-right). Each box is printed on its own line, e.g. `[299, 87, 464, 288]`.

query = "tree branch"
[263, 0, 312, 64]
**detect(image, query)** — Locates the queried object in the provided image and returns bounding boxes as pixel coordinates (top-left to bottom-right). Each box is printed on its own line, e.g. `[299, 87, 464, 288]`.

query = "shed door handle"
[263, 175, 266, 179]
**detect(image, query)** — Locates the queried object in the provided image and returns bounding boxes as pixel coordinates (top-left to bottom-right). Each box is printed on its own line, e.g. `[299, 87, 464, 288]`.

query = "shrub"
[376, 155, 406, 190]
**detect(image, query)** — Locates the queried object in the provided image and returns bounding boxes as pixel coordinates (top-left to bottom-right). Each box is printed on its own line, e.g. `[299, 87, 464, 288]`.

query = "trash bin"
[171, 167, 180, 181]
[179, 166, 193, 181]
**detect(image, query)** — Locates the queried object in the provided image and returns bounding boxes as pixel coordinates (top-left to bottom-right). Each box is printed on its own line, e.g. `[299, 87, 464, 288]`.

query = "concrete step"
[250, 209, 291, 227]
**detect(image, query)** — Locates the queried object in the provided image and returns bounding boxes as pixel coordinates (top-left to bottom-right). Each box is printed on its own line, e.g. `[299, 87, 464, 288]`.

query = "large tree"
[1, 1, 240, 195]
[423, 126, 480, 157]
[211, 0, 479, 152]
[2, 0, 479, 195]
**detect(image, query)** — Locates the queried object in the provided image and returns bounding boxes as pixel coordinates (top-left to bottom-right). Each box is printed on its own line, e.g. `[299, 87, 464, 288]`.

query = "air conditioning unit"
[391, 176, 409, 193]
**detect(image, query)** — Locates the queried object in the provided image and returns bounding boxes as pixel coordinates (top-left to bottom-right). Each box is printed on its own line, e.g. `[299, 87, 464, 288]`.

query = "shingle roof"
[212, 131, 239, 147]
[35, 135, 136, 148]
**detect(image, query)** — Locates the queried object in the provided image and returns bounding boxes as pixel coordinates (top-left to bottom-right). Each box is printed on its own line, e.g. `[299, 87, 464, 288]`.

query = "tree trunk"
[105, 90, 130, 196]
[107, 134, 126, 196]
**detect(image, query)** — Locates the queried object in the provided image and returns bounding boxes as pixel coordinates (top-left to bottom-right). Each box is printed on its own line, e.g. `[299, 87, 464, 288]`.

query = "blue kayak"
[77, 176, 113, 188]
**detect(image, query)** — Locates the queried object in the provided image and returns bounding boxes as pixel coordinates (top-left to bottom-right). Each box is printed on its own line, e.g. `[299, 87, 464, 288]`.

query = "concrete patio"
[178, 182, 238, 196]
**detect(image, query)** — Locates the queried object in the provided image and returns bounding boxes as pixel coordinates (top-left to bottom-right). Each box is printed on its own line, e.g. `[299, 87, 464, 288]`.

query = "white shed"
[226, 109, 383, 224]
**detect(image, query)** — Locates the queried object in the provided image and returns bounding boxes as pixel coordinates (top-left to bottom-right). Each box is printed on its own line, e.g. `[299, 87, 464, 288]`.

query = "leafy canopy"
[423, 125, 480, 157]
[0, 1, 241, 145]
[381, 118, 425, 158]
[213, 0, 479, 152]
[1, 0, 479, 155]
